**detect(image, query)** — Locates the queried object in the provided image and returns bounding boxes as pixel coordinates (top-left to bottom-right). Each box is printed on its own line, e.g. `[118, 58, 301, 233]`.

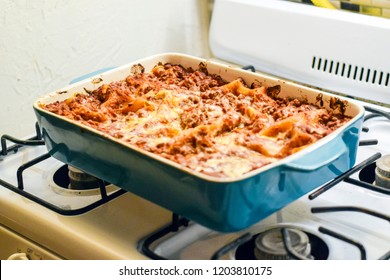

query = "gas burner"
[68, 165, 101, 190]
[359, 154, 390, 189]
[375, 155, 390, 189]
[49, 164, 118, 196]
[253, 228, 312, 260]
[234, 227, 329, 260]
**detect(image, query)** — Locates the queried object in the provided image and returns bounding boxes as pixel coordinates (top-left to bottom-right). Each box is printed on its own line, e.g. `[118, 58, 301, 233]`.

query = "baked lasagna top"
[40, 63, 351, 178]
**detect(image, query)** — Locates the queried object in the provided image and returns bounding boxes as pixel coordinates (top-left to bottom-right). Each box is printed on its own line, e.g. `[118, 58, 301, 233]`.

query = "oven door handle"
[285, 136, 347, 171]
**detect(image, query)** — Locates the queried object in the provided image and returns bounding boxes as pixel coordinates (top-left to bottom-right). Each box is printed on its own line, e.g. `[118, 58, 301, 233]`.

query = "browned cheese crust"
[41, 63, 351, 178]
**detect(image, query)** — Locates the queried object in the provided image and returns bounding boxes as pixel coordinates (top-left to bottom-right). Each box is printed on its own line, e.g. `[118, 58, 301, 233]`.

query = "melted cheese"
[41, 63, 351, 178]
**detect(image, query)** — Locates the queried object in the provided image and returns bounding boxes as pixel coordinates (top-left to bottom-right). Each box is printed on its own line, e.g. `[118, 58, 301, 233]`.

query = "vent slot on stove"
[311, 56, 389, 87]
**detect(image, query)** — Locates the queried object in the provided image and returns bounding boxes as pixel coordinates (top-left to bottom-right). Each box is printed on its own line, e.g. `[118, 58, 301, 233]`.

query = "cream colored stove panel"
[0, 224, 62, 260]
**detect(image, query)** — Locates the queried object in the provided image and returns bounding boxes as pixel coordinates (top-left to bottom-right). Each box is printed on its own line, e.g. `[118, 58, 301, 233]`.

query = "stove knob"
[7, 252, 29, 260]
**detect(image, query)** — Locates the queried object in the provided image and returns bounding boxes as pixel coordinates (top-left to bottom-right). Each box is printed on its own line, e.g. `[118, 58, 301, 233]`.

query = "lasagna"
[40, 63, 351, 178]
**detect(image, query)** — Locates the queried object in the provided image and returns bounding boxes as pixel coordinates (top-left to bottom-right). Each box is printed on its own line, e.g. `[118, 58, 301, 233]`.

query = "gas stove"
[1, 0, 390, 261]
[114, 103, 390, 260]
[0, 96, 389, 260]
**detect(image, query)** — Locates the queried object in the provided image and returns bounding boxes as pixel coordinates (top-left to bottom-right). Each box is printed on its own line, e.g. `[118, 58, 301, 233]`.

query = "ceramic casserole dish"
[33, 53, 365, 232]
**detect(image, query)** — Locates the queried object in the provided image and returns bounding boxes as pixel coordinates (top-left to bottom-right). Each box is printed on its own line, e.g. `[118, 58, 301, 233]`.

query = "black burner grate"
[0, 123, 126, 215]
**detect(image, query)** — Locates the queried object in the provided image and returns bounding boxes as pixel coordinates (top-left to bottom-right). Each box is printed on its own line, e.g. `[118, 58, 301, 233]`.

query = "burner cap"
[50, 164, 118, 196]
[68, 166, 100, 190]
[375, 155, 390, 189]
[254, 228, 311, 260]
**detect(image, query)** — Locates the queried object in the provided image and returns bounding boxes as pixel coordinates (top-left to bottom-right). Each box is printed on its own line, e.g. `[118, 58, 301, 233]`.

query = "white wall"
[0, 0, 211, 138]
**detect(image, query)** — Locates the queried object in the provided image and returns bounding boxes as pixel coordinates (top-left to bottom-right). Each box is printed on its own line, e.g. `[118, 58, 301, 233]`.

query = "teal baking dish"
[33, 53, 364, 232]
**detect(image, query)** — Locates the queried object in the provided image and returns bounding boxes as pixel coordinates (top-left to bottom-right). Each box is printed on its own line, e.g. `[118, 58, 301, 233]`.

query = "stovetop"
[146, 109, 390, 259]
[0, 98, 389, 260]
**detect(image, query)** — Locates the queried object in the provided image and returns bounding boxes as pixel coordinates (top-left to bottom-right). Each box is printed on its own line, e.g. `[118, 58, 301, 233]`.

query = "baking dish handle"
[285, 136, 347, 171]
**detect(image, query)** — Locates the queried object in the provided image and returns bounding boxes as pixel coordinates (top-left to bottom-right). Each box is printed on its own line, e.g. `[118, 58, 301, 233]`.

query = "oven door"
[0, 224, 63, 260]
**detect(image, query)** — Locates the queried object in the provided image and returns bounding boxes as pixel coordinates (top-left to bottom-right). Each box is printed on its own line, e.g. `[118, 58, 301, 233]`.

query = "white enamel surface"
[210, 0, 390, 105]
